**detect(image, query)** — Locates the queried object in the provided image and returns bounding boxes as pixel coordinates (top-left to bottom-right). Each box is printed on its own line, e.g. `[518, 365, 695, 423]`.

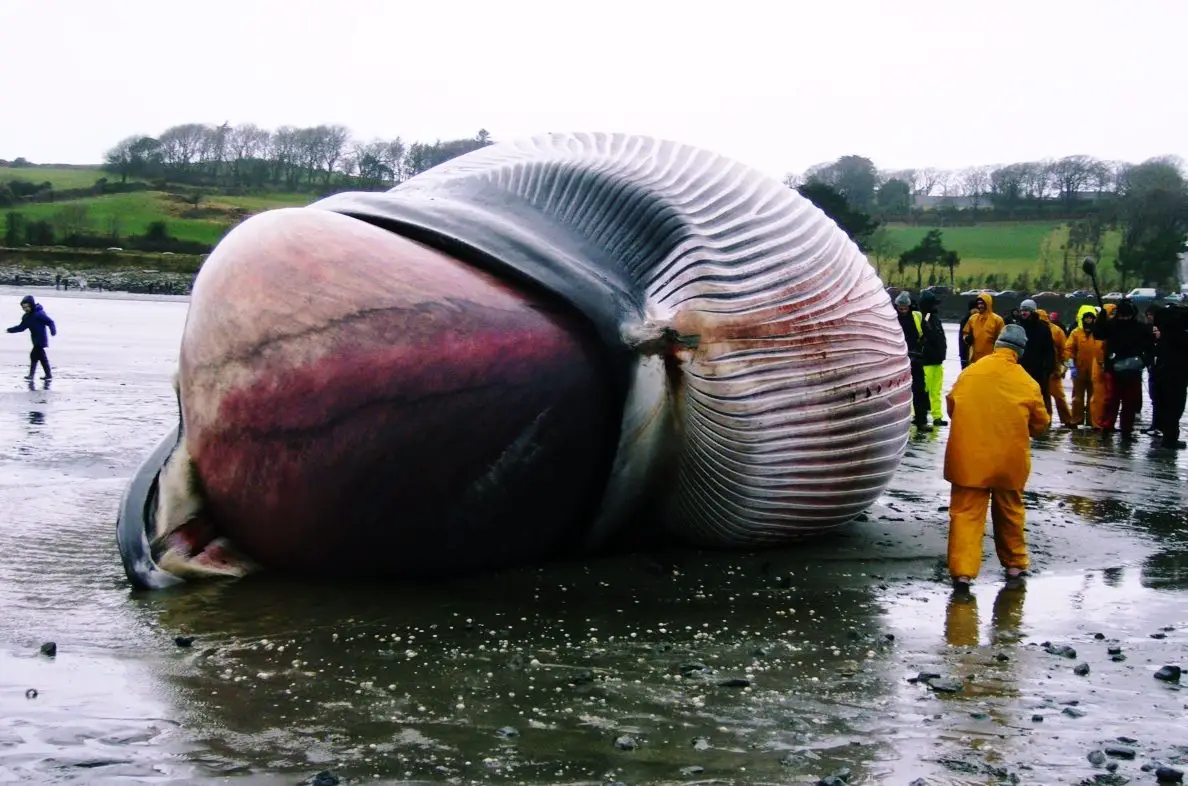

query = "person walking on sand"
[6, 295, 57, 381]
[944, 324, 1050, 589]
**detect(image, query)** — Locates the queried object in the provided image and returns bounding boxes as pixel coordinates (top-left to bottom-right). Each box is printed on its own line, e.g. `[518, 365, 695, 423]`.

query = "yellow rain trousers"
[961, 292, 1006, 364]
[925, 365, 944, 421]
[1038, 310, 1073, 427]
[944, 348, 1050, 579]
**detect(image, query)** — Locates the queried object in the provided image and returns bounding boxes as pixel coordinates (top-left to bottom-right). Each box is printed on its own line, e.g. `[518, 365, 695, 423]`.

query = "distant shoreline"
[0, 261, 194, 296]
[0, 283, 190, 303]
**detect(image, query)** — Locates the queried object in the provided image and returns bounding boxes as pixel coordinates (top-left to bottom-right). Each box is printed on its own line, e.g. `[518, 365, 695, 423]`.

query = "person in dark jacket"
[1015, 299, 1055, 414]
[1150, 304, 1188, 449]
[957, 298, 978, 369]
[894, 291, 932, 431]
[918, 290, 948, 425]
[7, 295, 57, 380]
[1093, 298, 1153, 438]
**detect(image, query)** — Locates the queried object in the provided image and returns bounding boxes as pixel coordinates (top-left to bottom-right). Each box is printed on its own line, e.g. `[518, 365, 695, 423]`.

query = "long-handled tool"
[1081, 256, 1105, 309]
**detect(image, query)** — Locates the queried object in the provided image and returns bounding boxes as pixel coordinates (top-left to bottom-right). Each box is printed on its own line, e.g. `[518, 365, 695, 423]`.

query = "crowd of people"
[895, 290, 1188, 450]
[894, 288, 1188, 590]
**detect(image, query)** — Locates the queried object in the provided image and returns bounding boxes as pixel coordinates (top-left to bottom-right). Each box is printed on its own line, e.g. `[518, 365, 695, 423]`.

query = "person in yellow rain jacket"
[1038, 309, 1074, 427]
[961, 292, 1005, 364]
[1064, 304, 1103, 428]
[944, 324, 1051, 587]
[1090, 303, 1117, 428]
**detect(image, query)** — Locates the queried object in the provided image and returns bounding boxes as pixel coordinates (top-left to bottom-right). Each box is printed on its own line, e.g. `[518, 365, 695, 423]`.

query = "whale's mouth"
[152, 514, 256, 581]
[117, 413, 258, 590]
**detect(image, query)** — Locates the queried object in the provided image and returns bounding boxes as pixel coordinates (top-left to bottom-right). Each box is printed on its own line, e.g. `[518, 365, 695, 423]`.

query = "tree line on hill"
[794, 155, 1188, 292]
[99, 123, 494, 192]
[783, 153, 1185, 221]
[3, 126, 1185, 291]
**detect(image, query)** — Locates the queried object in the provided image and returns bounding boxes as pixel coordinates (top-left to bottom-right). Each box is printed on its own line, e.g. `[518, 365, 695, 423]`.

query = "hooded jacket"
[1093, 300, 1153, 372]
[1152, 305, 1188, 376]
[1017, 310, 1055, 382]
[961, 292, 1005, 363]
[894, 293, 924, 362]
[1037, 310, 1067, 376]
[1064, 305, 1102, 370]
[918, 290, 947, 365]
[7, 298, 57, 348]
[944, 347, 1050, 490]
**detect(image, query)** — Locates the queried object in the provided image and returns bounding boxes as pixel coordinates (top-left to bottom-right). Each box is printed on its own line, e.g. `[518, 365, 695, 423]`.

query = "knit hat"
[20, 295, 35, 307]
[894, 291, 912, 306]
[995, 323, 1028, 355]
[1019, 298, 1037, 312]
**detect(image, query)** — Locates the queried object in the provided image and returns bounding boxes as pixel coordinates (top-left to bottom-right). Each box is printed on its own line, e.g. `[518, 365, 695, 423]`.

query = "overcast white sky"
[1, 0, 1184, 179]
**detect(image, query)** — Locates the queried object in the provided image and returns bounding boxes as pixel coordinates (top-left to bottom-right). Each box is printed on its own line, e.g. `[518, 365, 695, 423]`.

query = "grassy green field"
[0, 166, 117, 190]
[882, 221, 1123, 287]
[9, 191, 314, 246]
[2, 171, 1129, 289]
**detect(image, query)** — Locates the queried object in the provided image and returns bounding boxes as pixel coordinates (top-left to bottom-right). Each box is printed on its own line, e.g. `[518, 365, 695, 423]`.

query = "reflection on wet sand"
[140, 554, 907, 783]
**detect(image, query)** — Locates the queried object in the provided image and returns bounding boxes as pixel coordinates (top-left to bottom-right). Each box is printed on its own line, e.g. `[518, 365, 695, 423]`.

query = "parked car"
[1125, 287, 1157, 299]
[994, 290, 1020, 298]
[1032, 291, 1062, 298]
[1103, 292, 1124, 300]
[1066, 290, 1092, 298]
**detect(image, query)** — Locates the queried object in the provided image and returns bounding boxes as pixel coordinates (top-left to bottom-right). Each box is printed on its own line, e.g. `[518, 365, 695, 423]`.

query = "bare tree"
[989, 163, 1026, 207]
[158, 123, 209, 171]
[321, 124, 351, 185]
[1020, 160, 1053, 201]
[915, 167, 945, 196]
[1049, 155, 1103, 207]
[230, 124, 269, 162]
[886, 169, 919, 194]
[959, 166, 991, 210]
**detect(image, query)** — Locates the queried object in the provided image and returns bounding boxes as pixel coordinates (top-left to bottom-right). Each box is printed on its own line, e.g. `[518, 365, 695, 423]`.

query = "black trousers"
[910, 361, 929, 425]
[29, 346, 51, 378]
[1153, 370, 1187, 444]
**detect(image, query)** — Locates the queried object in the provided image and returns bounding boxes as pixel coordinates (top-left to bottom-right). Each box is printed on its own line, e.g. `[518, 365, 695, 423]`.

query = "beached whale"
[116, 132, 913, 590]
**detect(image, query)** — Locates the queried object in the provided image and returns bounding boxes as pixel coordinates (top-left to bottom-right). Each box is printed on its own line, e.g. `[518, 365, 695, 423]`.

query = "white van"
[1125, 287, 1157, 299]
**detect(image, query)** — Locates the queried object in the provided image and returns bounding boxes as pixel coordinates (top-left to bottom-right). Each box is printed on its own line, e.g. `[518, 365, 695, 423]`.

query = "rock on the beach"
[1153, 665, 1181, 682]
[1074, 662, 1090, 676]
[1045, 643, 1077, 658]
[1155, 767, 1184, 783]
[39, 642, 56, 657]
[1088, 750, 1107, 766]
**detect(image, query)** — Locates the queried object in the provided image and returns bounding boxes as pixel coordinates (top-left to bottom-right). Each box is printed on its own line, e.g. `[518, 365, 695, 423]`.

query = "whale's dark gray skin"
[116, 132, 913, 590]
